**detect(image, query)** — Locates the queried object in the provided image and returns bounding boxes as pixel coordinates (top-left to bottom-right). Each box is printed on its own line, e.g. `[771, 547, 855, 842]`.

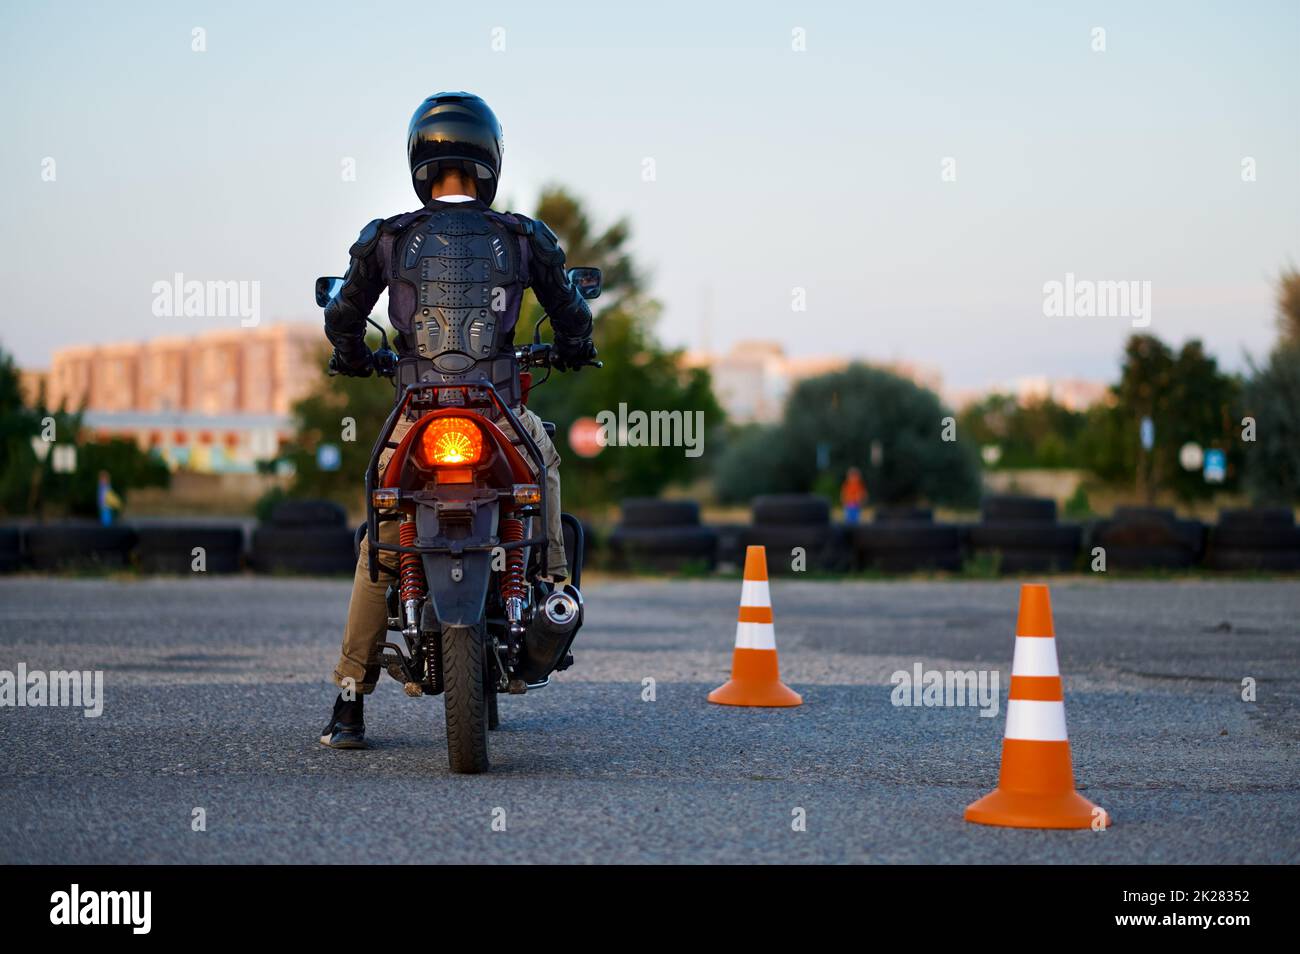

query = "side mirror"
[315, 276, 345, 308]
[567, 267, 602, 301]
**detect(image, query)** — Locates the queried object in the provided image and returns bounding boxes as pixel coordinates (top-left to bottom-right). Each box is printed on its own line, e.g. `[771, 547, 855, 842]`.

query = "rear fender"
[417, 500, 498, 628]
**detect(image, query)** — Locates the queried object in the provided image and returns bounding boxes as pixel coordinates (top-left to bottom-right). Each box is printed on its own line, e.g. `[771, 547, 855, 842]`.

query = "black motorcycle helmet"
[407, 92, 503, 206]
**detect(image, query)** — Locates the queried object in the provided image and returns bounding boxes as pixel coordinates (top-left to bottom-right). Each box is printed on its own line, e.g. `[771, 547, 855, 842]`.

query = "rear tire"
[442, 622, 490, 773]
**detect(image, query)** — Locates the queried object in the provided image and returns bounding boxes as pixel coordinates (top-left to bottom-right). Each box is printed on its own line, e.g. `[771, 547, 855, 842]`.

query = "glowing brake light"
[419, 416, 483, 467]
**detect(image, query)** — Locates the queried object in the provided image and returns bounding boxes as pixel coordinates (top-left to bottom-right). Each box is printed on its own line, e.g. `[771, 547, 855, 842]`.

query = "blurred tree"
[1114, 334, 1175, 502]
[1276, 266, 1300, 346]
[0, 347, 41, 514]
[1080, 334, 1241, 502]
[1242, 268, 1300, 503]
[521, 187, 723, 511]
[958, 393, 1088, 469]
[1075, 398, 1129, 484]
[711, 423, 783, 502]
[1162, 340, 1243, 499]
[714, 364, 982, 507]
[1243, 345, 1300, 504]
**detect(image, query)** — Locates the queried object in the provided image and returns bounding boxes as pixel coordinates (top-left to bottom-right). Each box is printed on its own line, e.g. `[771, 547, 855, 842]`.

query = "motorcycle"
[314, 268, 603, 773]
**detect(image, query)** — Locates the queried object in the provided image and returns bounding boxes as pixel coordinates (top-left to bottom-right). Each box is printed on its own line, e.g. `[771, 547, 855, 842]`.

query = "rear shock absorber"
[398, 518, 425, 638]
[499, 516, 527, 639]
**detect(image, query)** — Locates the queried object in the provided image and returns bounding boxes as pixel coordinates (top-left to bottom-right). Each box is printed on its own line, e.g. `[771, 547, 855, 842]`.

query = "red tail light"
[418, 416, 484, 467]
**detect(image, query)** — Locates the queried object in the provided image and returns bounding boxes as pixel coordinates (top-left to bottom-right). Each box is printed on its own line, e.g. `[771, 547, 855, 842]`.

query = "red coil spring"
[398, 519, 425, 603]
[499, 517, 526, 602]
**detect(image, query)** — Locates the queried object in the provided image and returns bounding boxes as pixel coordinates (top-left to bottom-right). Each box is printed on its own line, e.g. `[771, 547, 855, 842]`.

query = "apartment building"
[41, 323, 322, 472]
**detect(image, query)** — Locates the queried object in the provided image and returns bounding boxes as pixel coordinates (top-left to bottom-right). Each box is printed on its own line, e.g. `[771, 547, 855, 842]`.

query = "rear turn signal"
[512, 483, 542, 505]
[419, 416, 483, 467]
[371, 488, 401, 508]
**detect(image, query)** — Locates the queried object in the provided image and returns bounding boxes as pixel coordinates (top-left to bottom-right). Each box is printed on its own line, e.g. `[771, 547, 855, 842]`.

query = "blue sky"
[2, 0, 1297, 390]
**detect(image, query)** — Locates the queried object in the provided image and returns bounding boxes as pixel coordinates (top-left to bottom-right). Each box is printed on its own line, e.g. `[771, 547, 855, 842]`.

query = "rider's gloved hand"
[328, 347, 375, 378]
[552, 335, 597, 372]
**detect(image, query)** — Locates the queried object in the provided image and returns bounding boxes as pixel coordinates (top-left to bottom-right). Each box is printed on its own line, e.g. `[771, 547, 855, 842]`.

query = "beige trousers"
[332, 406, 565, 694]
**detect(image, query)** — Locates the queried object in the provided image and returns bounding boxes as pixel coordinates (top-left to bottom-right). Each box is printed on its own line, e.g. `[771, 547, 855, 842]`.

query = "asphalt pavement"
[0, 574, 1296, 863]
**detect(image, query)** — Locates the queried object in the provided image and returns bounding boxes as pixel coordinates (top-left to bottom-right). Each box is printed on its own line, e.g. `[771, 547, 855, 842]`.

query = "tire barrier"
[713, 522, 749, 571]
[744, 523, 851, 574]
[251, 498, 355, 575]
[854, 520, 964, 573]
[607, 498, 718, 573]
[981, 494, 1059, 523]
[135, 525, 244, 574]
[968, 523, 1083, 573]
[0, 526, 22, 573]
[267, 498, 348, 528]
[1204, 508, 1300, 571]
[1088, 507, 1205, 570]
[6, 501, 1297, 576]
[751, 493, 832, 527]
[606, 525, 719, 573]
[873, 506, 935, 523]
[250, 526, 357, 575]
[970, 496, 1081, 573]
[745, 494, 850, 574]
[25, 524, 138, 571]
[618, 498, 702, 529]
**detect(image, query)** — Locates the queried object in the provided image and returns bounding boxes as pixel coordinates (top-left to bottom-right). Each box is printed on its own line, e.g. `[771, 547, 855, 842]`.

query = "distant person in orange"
[841, 467, 866, 524]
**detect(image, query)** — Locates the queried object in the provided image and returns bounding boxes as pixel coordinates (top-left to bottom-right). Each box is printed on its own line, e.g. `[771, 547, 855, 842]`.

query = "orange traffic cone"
[708, 546, 802, 707]
[964, 583, 1111, 829]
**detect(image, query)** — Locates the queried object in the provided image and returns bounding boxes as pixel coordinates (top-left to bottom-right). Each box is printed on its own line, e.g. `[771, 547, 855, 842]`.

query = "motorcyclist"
[319, 92, 596, 749]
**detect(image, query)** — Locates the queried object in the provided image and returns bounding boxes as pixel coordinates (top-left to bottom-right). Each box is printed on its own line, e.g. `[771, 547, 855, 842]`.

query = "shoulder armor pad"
[349, 218, 384, 258]
[528, 218, 565, 265]
[384, 211, 424, 232]
[496, 212, 533, 237]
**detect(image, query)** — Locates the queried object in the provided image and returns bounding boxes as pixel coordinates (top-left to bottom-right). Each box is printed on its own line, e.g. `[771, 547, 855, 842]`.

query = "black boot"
[319, 692, 366, 749]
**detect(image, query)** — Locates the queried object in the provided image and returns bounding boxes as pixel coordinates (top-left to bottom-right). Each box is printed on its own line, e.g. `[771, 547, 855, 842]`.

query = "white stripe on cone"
[1003, 699, 1069, 742]
[1011, 637, 1060, 676]
[734, 621, 776, 650]
[739, 579, 770, 607]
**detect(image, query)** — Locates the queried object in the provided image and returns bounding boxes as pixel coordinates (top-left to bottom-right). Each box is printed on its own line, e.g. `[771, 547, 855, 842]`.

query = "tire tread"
[442, 623, 490, 773]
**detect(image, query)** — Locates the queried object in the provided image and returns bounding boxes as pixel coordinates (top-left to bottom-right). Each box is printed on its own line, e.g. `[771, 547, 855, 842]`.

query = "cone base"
[964, 787, 1110, 829]
[708, 648, 802, 707]
[707, 678, 803, 707]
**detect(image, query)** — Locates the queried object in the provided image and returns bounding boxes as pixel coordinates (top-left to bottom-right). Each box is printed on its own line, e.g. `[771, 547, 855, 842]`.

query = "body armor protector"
[398, 207, 520, 374]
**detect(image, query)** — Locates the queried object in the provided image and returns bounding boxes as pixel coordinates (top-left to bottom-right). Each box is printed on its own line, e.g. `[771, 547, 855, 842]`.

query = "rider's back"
[324, 198, 591, 374]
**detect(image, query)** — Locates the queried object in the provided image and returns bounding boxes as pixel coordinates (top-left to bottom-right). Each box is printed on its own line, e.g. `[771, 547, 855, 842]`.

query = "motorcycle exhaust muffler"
[517, 584, 583, 683]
